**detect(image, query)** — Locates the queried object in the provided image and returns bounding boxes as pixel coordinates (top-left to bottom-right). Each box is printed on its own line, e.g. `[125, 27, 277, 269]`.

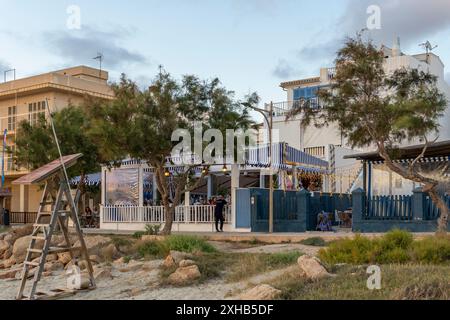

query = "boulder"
[142, 260, 162, 271]
[89, 255, 101, 264]
[99, 244, 120, 261]
[2, 257, 17, 269]
[74, 236, 111, 256]
[167, 265, 201, 285]
[2, 246, 13, 260]
[179, 259, 196, 268]
[297, 255, 332, 280]
[163, 255, 176, 268]
[44, 261, 64, 272]
[0, 269, 19, 280]
[4, 225, 34, 245]
[0, 240, 10, 256]
[239, 285, 282, 300]
[169, 250, 192, 264]
[94, 268, 113, 281]
[13, 236, 44, 263]
[46, 254, 58, 262]
[58, 252, 73, 265]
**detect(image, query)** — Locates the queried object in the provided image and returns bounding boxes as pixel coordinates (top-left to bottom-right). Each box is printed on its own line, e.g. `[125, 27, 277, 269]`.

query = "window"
[8, 106, 16, 131]
[29, 101, 46, 126]
[293, 85, 328, 109]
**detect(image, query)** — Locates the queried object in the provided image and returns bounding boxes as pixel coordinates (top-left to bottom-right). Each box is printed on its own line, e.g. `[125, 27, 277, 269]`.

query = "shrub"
[164, 235, 216, 253]
[318, 230, 450, 265]
[263, 251, 302, 267]
[137, 241, 168, 258]
[145, 224, 161, 235]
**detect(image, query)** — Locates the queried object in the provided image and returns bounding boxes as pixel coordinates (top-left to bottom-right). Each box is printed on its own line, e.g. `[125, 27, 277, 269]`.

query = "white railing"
[101, 205, 232, 224]
[269, 98, 325, 117]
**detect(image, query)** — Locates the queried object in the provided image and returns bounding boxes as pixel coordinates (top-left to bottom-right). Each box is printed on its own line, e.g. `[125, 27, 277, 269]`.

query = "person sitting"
[316, 211, 333, 232]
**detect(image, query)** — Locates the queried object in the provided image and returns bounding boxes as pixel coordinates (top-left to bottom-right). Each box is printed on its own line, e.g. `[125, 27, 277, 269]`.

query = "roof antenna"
[419, 41, 438, 64]
[93, 52, 104, 78]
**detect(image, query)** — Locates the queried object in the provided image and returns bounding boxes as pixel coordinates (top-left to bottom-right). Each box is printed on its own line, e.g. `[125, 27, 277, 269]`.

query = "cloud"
[303, 0, 450, 62]
[44, 26, 147, 69]
[272, 59, 301, 79]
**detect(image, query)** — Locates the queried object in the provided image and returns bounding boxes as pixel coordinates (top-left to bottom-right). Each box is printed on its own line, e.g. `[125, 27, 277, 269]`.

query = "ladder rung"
[30, 236, 47, 241]
[24, 261, 40, 267]
[40, 201, 54, 206]
[38, 212, 53, 216]
[27, 248, 43, 254]
[34, 224, 50, 228]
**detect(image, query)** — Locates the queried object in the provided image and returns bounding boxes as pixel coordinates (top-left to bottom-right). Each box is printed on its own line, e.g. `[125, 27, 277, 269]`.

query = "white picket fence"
[101, 205, 232, 224]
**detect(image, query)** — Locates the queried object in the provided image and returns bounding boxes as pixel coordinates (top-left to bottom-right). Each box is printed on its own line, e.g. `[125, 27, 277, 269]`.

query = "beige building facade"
[0, 66, 114, 213]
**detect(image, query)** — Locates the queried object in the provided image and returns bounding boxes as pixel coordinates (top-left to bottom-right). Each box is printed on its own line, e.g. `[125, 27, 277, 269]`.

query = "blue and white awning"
[70, 173, 101, 186]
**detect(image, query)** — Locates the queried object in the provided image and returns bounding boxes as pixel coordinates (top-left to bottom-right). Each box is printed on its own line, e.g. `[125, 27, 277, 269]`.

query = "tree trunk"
[428, 188, 449, 234]
[161, 203, 174, 235]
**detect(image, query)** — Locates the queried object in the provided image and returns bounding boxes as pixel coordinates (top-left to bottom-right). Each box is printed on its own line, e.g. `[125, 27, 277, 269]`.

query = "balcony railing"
[268, 98, 325, 117]
[101, 205, 232, 224]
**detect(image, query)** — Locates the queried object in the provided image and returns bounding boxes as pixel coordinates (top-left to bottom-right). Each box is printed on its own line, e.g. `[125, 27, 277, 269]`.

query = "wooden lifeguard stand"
[13, 153, 95, 300]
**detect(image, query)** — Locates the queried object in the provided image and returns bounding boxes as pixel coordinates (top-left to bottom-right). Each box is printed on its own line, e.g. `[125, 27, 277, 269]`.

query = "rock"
[179, 259, 196, 268]
[0, 240, 10, 256]
[3, 257, 17, 269]
[44, 261, 64, 272]
[0, 269, 19, 280]
[239, 284, 282, 300]
[113, 257, 126, 265]
[42, 271, 53, 278]
[130, 288, 145, 297]
[163, 255, 176, 268]
[297, 255, 332, 280]
[3, 225, 34, 245]
[167, 265, 201, 285]
[169, 251, 192, 264]
[89, 255, 101, 264]
[94, 268, 113, 281]
[99, 244, 119, 261]
[13, 236, 44, 263]
[142, 260, 162, 271]
[3, 234, 14, 245]
[46, 254, 58, 262]
[118, 261, 143, 273]
[58, 252, 73, 265]
[74, 236, 111, 256]
[2, 246, 13, 260]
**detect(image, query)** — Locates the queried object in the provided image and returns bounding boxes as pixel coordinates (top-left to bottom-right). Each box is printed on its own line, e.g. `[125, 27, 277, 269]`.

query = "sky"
[1, 0, 450, 113]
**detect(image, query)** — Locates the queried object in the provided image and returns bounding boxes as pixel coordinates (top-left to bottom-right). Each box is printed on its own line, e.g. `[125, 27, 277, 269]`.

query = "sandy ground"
[0, 242, 315, 300]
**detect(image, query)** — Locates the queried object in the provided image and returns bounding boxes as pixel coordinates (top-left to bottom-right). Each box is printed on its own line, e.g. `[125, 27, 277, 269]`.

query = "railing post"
[412, 187, 427, 221]
[352, 188, 366, 229]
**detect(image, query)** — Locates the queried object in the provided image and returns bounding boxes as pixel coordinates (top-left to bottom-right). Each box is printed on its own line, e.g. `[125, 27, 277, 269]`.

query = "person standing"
[214, 195, 227, 232]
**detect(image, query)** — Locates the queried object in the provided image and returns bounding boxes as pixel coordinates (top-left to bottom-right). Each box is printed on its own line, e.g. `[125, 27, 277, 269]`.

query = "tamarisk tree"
[287, 35, 449, 233]
[84, 70, 256, 235]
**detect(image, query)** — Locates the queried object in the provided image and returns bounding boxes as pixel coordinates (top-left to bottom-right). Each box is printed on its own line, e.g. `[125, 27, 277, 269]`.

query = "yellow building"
[0, 66, 114, 214]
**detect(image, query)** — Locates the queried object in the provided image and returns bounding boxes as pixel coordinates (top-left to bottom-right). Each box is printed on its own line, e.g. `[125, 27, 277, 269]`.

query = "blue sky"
[1, 0, 450, 108]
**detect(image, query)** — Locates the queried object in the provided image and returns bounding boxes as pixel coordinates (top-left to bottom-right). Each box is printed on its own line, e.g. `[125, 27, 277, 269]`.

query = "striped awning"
[70, 173, 101, 186]
[246, 143, 329, 172]
[370, 156, 450, 165]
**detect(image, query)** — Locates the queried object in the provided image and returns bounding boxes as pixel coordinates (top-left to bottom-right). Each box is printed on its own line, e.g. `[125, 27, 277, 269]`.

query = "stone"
[13, 236, 44, 263]
[179, 259, 196, 268]
[2, 246, 13, 260]
[89, 255, 101, 264]
[3, 257, 17, 269]
[163, 255, 176, 268]
[239, 284, 282, 300]
[46, 254, 58, 262]
[130, 288, 145, 297]
[167, 265, 201, 285]
[42, 271, 53, 278]
[118, 261, 143, 273]
[94, 268, 113, 281]
[74, 236, 111, 256]
[58, 252, 73, 265]
[169, 250, 192, 264]
[44, 261, 64, 272]
[99, 244, 120, 261]
[297, 255, 332, 280]
[0, 269, 19, 280]
[142, 260, 162, 271]
[113, 257, 125, 265]
[0, 240, 10, 256]
[3, 225, 34, 245]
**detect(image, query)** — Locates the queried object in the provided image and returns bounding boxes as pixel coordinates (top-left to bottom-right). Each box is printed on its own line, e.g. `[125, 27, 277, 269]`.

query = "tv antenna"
[93, 52, 104, 77]
[419, 41, 437, 64]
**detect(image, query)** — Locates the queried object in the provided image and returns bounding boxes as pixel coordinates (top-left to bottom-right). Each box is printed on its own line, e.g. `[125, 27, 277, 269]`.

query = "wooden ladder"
[16, 174, 95, 300]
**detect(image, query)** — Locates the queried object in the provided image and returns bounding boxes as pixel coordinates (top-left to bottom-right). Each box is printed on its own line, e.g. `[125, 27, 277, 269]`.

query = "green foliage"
[318, 230, 450, 265]
[262, 251, 302, 267]
[145, 224, 161, 235]
[111, 236, 133, 248]
[136, 235, 216, 259]
[300, 237, 327, 247]
[15, 106, 100, 177]
[163, 235, 216, 254]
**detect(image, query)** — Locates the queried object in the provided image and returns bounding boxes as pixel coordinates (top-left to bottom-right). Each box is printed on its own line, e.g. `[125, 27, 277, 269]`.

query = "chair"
[335, 210, 342, 227]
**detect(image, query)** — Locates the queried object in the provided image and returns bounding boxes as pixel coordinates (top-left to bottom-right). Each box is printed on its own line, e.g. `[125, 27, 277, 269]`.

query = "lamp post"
[244, 102, 274, 233]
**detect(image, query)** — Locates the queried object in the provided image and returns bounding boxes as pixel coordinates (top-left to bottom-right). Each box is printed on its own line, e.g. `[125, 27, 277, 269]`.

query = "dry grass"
[268, 264, 450, 300]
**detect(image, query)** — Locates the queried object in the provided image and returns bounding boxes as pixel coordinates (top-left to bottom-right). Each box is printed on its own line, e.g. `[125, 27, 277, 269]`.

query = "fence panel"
[367, 195, 412, 220]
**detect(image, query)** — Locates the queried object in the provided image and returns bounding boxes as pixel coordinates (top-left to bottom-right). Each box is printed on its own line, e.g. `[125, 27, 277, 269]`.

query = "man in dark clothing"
[214, 196, 227, 232]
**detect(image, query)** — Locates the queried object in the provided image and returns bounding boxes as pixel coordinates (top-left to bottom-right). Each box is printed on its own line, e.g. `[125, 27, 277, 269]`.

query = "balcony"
[267, 98, 326, 117]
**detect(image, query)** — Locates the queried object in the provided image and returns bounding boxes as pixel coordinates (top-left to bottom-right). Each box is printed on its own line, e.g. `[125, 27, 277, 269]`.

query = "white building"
[267, 39, 450, 195]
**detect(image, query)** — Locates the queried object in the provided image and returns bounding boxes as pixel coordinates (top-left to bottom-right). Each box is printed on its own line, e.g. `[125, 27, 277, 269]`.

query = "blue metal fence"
[367, 195, 413, 221]
[425, 194, 450, 220]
